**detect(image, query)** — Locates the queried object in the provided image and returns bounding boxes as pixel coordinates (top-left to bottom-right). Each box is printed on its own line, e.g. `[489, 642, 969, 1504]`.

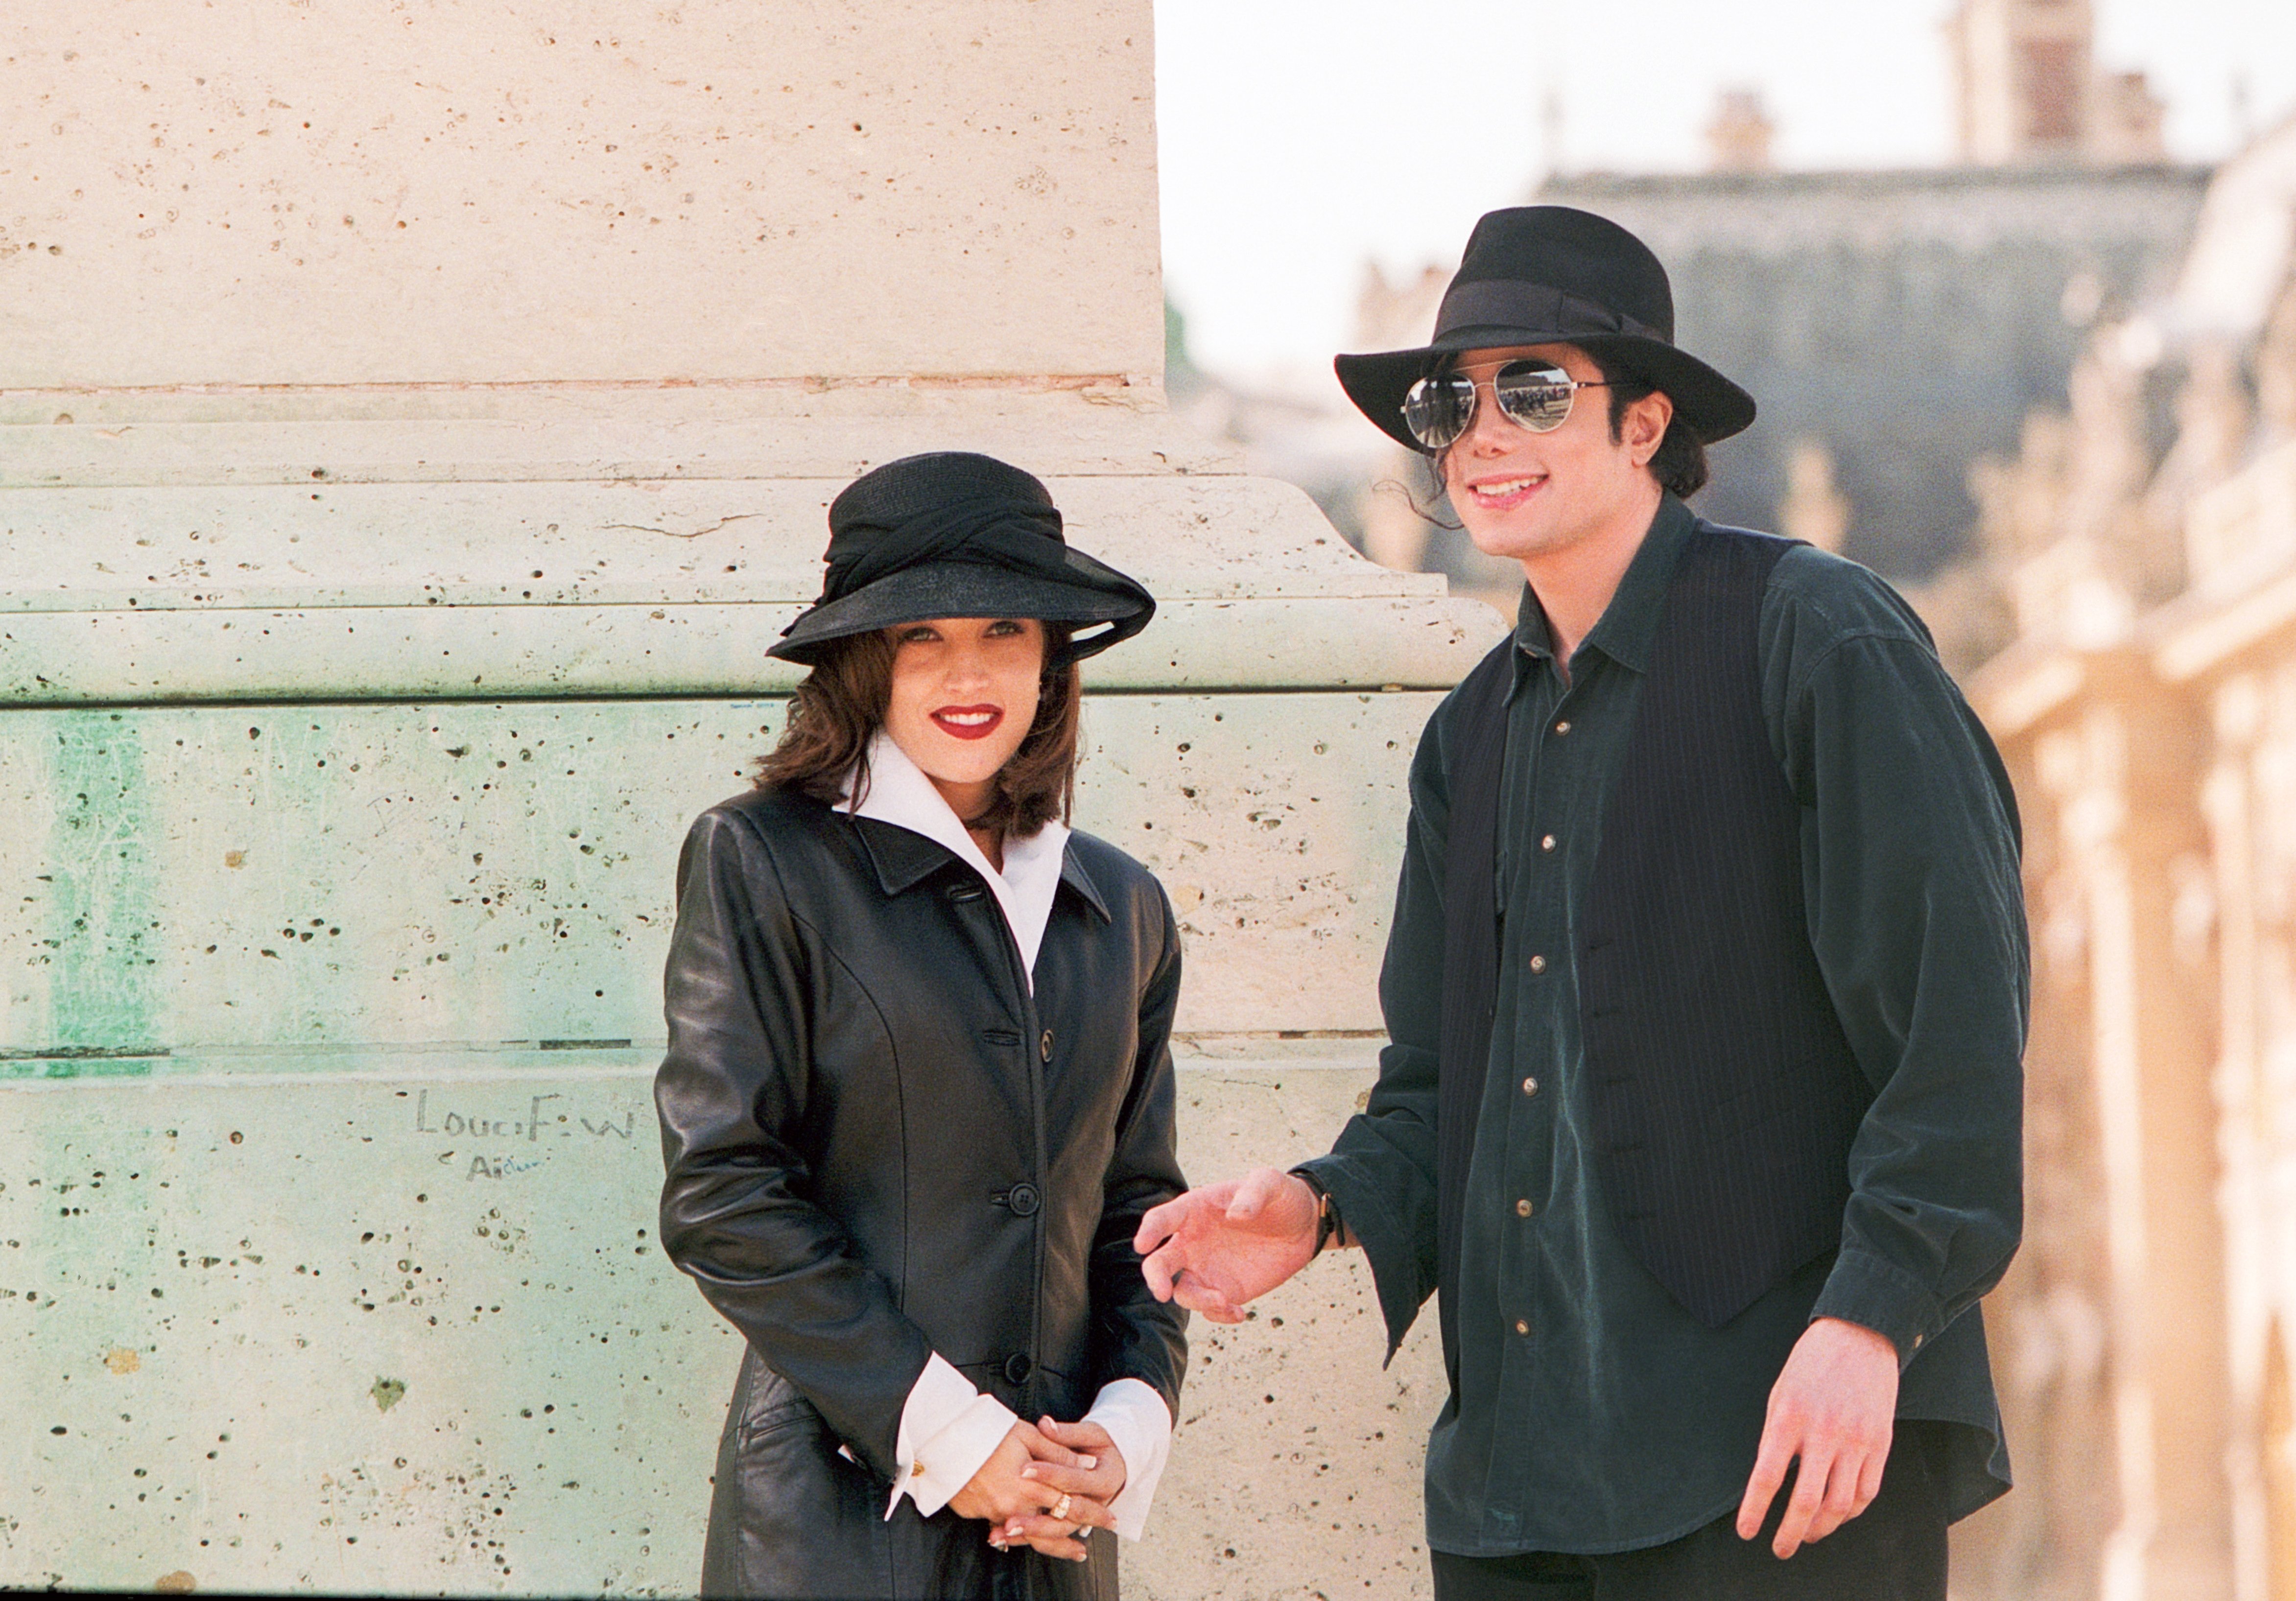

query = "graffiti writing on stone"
[408, 1089, 643, 1180]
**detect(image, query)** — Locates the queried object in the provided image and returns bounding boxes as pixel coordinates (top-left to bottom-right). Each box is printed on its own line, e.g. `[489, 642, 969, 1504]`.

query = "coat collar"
[1056, 847, 1112, 922]
[851, 815, 961, 898]
[850, 819, 1111, 924]
[841, 730, 1109, 979]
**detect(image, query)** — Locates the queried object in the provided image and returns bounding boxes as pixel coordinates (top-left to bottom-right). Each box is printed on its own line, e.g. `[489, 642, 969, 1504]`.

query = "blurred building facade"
[1958, 111, 2296, 1601]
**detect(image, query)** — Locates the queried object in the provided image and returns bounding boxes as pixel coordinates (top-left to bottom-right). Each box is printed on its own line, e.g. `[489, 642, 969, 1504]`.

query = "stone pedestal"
[0, 4, 1491, 1593]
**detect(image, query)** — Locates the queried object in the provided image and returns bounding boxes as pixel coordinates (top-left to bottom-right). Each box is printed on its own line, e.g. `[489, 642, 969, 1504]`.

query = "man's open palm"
[1133, 1167, 1321, 1322]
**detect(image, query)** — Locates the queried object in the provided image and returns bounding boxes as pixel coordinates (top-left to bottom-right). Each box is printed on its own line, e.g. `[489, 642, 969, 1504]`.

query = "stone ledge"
[0, 593, 1496, 702]
[0, 400, 1248, 482]
[0, 474, 1445, 607]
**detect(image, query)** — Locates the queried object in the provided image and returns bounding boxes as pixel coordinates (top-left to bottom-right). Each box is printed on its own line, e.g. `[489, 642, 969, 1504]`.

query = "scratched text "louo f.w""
[409, 1089, 641, 1180]
[411, 1089, 639, 1142]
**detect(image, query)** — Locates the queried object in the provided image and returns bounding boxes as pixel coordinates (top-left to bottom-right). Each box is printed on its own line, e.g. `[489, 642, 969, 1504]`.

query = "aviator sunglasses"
[1401, 360, 1610, 451]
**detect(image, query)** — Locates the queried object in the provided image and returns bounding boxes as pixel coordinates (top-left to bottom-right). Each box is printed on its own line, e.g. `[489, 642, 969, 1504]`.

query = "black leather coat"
[655, 786, 1188, 1600]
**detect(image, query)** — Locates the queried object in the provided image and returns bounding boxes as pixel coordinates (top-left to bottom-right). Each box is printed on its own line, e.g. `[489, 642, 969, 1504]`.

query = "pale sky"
[1155, 0, 2296, 382]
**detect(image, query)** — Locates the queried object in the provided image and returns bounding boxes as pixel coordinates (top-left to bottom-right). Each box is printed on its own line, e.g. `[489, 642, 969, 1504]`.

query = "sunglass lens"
[1403, 374, 1476, 450]
[1492, 362, 1577, 432]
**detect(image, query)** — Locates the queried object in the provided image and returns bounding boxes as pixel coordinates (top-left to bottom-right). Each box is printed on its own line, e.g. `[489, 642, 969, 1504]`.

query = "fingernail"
[1020, 1466, 1038, 1480]
[1078, 1455, 1097, 1470]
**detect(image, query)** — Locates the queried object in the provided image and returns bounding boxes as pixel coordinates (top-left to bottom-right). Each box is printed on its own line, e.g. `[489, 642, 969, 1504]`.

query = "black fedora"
[770, 452, 1155, 666]
[1336, 206, 1755, 450]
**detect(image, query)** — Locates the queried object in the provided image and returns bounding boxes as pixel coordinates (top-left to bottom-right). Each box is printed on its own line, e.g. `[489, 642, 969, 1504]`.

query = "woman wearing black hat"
[655, 451, 1186, 1600]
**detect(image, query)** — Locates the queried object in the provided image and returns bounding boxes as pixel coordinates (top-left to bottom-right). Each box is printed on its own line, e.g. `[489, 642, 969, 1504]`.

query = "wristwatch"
[1291, 1167, 1343, 1255]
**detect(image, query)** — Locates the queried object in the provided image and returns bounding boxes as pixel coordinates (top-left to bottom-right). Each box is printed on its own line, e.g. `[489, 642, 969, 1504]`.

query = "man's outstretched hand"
[1133, 1166, 1323, 1323]
[1736, 1316, 1900, 1558]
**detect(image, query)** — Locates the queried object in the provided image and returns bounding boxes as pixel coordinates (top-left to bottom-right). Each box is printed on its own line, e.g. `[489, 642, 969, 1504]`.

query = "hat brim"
[768, 561, 1153, 666]
[1335, 329, 1756, 451]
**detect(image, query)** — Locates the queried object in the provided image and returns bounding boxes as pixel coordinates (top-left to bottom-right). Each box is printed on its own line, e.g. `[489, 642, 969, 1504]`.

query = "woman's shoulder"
[693, 780, 824, 827]
[1062, 827, 1171, 917]
[683, 783, 849, 865]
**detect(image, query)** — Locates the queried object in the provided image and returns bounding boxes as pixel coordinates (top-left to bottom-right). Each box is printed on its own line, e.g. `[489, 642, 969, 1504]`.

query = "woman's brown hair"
[754, 621, 1081, 837]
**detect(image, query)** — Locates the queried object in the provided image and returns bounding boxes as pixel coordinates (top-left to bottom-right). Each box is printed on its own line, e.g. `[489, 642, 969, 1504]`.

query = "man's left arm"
[1741, 560, 2029, 1555]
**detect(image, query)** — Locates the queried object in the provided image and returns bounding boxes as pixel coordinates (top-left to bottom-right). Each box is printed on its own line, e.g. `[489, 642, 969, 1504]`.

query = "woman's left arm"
[1080, 887, 1188, 1535]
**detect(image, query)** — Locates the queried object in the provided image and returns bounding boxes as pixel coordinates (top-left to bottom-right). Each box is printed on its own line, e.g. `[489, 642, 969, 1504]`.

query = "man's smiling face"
[1440, 342, 1672, 567]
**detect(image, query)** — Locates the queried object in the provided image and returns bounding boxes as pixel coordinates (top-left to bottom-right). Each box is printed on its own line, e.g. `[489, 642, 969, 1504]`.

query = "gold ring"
[1052, 1493, 1073, 1521]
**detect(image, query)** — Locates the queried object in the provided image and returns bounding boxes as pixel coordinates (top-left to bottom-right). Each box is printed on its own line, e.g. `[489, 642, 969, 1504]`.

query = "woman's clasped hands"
[950, 1417, 1127, 1562]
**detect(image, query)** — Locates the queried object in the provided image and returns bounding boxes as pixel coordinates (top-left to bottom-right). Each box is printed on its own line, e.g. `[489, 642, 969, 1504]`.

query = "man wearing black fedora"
[1136, 206, 2025, 1599]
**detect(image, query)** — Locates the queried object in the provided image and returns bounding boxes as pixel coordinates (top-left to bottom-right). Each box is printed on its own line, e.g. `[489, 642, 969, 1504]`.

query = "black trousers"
[1430, 1422, 1951, 1601]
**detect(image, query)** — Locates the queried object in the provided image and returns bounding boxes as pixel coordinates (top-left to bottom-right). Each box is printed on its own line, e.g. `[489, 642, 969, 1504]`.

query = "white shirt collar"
[846, 730, 1071, 990]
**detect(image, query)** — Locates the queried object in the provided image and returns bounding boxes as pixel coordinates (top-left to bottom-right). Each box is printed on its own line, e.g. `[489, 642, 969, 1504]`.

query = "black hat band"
[1434, 280, 1667, 347]
[822, 492, 1065, 602]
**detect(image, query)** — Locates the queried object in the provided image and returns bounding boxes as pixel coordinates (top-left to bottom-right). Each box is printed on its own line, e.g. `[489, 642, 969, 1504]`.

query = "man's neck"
[1519, 479, 1665, 670]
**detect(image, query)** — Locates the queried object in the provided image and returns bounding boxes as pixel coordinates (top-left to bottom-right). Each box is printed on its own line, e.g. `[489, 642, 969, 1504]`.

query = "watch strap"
[1291, 1167, 1341, 1255]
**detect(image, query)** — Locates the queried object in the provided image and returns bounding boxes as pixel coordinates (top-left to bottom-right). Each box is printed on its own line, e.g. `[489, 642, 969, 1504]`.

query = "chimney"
[2089, 70, 2167, 163]
[1945, 0, 2096, 164]
[1704, 88, 1776, 173]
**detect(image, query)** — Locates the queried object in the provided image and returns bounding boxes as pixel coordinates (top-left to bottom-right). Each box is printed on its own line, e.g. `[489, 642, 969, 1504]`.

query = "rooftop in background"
[1346, 0, 2219, 584]
[1527, 161, 2211, 579]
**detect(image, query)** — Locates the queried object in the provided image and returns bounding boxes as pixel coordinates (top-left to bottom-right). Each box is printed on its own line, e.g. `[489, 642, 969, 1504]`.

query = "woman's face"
[882, 616, 1045, 819]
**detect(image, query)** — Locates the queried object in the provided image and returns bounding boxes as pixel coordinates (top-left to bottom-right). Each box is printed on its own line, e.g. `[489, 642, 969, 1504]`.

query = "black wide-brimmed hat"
[1336, 205, 1756, 450]
[770, 451, 1155, 666]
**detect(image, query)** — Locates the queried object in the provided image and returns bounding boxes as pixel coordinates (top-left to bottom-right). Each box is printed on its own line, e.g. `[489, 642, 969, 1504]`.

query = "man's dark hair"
[1586, 348, 1709, 499]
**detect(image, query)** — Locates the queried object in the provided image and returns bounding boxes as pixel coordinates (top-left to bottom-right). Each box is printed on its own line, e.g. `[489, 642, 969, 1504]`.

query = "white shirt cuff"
[887, 1353, 1018, 1521]
[1083, 1378, 1173, 1541]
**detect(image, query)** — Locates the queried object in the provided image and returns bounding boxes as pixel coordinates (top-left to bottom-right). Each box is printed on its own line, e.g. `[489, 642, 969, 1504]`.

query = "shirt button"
[1522, 1077, 1539, 1096]
[1554, 720, 1571, 735]
[1039, 1029, 1054, 1061]
[1540, 834, 1556, 852]
[1528, 954, 1547, 973]
[1515, 1199, 1534, 1218]
[1515, 1319, 1530, 1336]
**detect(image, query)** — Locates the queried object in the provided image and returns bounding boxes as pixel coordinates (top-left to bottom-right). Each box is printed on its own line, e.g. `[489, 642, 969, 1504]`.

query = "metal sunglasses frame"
[1401, 359, 1612, 451]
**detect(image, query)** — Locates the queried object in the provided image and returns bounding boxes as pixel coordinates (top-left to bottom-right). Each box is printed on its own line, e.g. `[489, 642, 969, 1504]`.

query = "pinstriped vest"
[1435, 523, 1869, 1386]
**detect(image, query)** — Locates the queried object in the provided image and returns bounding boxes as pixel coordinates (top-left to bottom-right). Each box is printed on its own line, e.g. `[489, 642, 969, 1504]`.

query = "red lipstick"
[930, 705, 1004, 741]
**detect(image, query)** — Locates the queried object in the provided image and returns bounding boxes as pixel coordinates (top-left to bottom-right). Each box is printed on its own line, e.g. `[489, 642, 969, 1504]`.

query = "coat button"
[1522, 1076, 1539, 1096]
[1039, 1029, 1054, 1061]
[1528, 954, 1547, 973]
[1006, 1183, 1041, 1217]
[1003, 1352, 1034, 1385]
[1515, 1198, 1534, 1218]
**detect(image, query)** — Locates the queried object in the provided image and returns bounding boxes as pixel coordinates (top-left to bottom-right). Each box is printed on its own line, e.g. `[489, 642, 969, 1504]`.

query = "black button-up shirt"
[1304, 498, 2025, 1556]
